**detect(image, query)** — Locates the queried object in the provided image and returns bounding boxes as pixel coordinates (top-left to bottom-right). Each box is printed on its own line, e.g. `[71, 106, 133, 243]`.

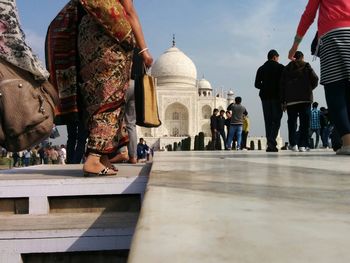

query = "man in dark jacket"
[280, 51, 319, 152]
[210, 109, 219, 150]
[217, 110, 227, 150]
[255, 49, 284, 152]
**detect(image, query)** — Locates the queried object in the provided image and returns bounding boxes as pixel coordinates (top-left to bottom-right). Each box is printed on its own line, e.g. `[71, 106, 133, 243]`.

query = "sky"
[16, 0, 324, 144]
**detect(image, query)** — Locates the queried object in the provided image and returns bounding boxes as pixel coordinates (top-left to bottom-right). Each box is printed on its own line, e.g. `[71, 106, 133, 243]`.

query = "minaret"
[227, 91, 234, 105]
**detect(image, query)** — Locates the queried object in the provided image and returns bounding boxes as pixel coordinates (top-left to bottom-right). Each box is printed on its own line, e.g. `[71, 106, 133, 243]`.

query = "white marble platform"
[0, 164, 149, 214]
[129, 150, 350, 263]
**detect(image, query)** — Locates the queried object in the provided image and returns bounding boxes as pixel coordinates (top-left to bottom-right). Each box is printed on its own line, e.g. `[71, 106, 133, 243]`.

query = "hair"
[213, 108, 219, 114]
[312, 102, 318, 108]
[293, 51, 304, 60]
[220, 110, 225, 114]
[267, 49, 279, 60]
[235, 96, 242, 104]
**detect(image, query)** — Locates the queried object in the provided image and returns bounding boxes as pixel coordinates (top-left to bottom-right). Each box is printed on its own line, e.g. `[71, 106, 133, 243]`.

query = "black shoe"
[266, 147, 278, 152]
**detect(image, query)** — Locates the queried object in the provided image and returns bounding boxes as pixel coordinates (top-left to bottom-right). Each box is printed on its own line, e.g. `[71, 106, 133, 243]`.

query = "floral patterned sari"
[78, 13, 134, 154]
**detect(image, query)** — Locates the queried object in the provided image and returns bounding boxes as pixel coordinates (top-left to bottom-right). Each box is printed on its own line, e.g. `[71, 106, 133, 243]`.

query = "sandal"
[83, 167, 117, 177]
[100, 155, 119, 172]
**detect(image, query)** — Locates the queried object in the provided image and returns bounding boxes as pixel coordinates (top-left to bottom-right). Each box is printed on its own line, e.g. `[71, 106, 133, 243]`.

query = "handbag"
[79, 0, 135, 51]
[0, 59, 59, 152]
[134, 65, 162, 128]
[311, 31, 320, 57]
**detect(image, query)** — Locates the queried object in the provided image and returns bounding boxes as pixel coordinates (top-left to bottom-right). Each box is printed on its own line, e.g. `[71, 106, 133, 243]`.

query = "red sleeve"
[296, 0, 320, 37]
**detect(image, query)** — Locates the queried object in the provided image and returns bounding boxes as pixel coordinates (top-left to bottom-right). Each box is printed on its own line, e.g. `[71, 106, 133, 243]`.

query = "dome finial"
[172, 34, 176, 47]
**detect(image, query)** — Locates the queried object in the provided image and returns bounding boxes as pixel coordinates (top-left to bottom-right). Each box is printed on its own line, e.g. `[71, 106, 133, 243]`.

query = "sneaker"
[299, 147, 307, 152]
[290, 145, 298, 152]
[336, 146, 350, 155]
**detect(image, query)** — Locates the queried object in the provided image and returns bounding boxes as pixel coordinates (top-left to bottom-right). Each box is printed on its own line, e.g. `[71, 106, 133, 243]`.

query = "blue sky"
[16, 0, 324, 142]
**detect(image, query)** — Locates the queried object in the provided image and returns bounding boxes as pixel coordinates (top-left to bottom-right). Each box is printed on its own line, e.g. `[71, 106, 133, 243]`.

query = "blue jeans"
[226, 124, 243, 149]
[324, 79, 350, 137]
[321, 125, 332, 147]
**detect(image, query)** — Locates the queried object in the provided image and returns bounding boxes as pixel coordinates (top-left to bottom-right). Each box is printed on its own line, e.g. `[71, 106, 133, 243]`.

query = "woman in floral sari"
[79, 0, 153, 176]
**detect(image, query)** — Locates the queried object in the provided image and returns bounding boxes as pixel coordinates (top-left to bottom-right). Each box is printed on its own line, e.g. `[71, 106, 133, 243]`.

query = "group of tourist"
[254, 0, 350, 155]
[210, 98, 250, 151]
[8, 144, 66, 167]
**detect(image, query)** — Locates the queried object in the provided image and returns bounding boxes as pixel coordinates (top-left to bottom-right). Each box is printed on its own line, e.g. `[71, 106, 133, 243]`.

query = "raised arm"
[288, 0, 320, 60]
[120, 0, 153, 67]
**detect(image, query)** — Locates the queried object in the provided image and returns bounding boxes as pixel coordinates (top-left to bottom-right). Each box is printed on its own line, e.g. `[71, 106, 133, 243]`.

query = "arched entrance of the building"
[164, 103, 189, 137]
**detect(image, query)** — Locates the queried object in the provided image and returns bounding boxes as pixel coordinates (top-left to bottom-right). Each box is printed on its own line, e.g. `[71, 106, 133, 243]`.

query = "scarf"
[0, 0, 49, 80]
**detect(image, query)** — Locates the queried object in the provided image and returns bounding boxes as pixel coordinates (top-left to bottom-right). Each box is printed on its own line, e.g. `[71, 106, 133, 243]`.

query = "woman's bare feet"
[109, 150, 129, 163]
[83, 154, 117, 176]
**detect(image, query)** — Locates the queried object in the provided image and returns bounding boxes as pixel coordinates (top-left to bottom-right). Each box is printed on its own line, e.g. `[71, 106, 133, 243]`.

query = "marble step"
[0, 212, 138, 254]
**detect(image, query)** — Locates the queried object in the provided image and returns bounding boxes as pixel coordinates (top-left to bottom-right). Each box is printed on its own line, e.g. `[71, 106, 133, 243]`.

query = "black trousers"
[286, 103, 311, 148]
[324, 79, 350, 137]
[261, 99, 283, 149]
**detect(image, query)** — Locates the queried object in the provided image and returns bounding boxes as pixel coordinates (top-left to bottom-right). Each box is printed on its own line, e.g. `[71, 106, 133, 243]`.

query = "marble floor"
[129, 150, 350, 263]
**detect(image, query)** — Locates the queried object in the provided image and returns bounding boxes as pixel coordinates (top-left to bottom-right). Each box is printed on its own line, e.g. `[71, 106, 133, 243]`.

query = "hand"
[141, 50, 153, 68]
[288, 43, 298, 60]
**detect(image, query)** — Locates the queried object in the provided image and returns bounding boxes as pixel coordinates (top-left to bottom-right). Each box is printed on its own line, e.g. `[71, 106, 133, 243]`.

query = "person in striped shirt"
[289, 0, 350, 155]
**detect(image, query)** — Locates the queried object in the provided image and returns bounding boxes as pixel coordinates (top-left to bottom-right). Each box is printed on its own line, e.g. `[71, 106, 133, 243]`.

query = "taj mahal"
[137, 41, 279, 150]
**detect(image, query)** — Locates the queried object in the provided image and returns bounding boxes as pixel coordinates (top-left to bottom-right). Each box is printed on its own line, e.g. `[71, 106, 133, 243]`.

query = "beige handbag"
[0, 59, 59, 151]
[134, 65, 161, 128]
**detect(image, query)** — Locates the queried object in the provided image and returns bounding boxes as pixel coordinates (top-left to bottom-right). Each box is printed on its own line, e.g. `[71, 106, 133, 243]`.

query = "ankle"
[341, 134, 350, 147]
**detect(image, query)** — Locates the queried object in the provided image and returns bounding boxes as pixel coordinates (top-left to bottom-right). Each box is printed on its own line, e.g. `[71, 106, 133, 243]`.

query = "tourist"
[110, 48, 142, 165]
[255, 50, 285, 152]
[310, 102, 321, 148]
[48, 146, 59, 165]
[22, 149, 32, 167]
[58, 145, 67, 165]
[217, 110, 227, 150]
[48, 0, 153, 175]
[320, 107, 331, 148]
[225, 111, 232, 146]
[137, 138, 149, 162]
[66, 121, 88, 164]
[241, 112, 250, 150]
[226, 97, 247, 151]
[12, 152, 20, 167]
[210, 109, 219, 150]
[288, 0, 350, 155]
[280, 51, 319, 152]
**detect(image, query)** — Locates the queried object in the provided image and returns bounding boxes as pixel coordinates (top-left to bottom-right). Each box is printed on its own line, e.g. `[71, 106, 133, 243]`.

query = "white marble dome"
[198, 78, 212, 90]
[151, 46, 197, 86]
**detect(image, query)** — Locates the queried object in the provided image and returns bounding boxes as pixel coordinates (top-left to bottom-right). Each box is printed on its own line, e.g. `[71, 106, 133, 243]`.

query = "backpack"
[0, 59, 59, 152]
